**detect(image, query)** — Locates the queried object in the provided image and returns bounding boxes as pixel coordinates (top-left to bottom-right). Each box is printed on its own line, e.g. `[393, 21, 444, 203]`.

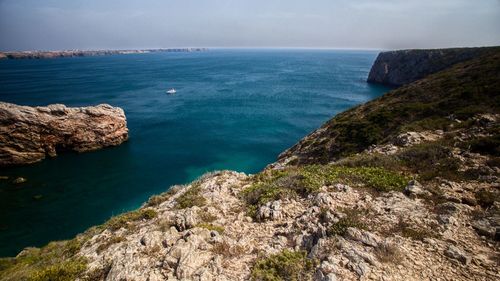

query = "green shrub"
[175, 184, 206, 209]
[251, 250, 316, 281]
[327, 208, 366, 236]
[398, 142, 461, 180]
[241, 165, 408, 219]
[105, 208, 157, 231]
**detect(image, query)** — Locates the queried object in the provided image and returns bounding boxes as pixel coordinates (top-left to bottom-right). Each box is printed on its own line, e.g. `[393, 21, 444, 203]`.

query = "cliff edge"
[367, 46, 500, 86]
[0, 102, 128, 166]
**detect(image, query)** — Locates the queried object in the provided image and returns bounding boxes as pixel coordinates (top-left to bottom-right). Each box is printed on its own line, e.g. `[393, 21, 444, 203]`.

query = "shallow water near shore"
[0, 49, 389, 256]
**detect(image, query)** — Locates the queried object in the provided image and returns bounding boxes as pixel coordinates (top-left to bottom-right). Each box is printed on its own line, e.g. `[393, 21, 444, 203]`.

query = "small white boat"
[166, 88, 176, 94]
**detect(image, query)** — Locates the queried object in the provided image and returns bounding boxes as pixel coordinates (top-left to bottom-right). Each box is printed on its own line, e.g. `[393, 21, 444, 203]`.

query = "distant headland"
[0, 48, 208, 60]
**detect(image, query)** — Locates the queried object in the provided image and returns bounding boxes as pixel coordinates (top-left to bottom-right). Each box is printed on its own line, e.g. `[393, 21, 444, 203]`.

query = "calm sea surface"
[0, 49, 389, 256]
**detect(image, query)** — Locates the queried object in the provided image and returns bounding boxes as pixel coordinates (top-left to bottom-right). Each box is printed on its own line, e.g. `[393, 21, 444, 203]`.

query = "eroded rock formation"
[0, 102, 128, 166]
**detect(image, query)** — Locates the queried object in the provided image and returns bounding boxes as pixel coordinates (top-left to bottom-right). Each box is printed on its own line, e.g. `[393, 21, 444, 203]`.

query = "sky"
[0, 0, 499, 51]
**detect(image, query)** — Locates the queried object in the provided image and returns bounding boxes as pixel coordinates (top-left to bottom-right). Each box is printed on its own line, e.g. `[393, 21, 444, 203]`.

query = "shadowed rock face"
[367, 47, 499, 86]
[0, 102, 128, 166]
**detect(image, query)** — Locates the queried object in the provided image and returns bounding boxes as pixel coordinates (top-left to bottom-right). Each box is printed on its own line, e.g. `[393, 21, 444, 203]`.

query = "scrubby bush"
[105, 208, 157, 231]
[175, 183, 206, 209]
[197, 223, 225, 234]
[327, 208, 366, 236]
[251, 250, 316, 281]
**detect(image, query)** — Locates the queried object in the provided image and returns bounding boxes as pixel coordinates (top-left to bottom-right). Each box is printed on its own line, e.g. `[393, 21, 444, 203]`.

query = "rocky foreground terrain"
[0, 102, 128, 166]
[0, 48, 499, 281]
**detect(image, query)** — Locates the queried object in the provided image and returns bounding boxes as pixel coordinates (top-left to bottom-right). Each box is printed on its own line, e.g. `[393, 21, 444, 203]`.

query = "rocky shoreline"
[0, 48, 499, 280]
[0, 48, 208, 60]
[0, 102, 128, 166]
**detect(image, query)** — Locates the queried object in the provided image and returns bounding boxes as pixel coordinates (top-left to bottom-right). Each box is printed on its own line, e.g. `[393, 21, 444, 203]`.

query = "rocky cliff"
[0, 102, 128, 166]
[367, 46, 499, 86]
[0, 49, 499, 281]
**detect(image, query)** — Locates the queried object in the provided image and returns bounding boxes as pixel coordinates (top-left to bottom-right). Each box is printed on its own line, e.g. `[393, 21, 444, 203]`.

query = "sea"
[0, 49, 389, 256]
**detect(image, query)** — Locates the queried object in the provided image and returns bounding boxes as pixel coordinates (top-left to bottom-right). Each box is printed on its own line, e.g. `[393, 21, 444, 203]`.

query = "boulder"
[256, 200, 282, 221]
[404, 180, 430, 198]
[444, 245, 471, 265]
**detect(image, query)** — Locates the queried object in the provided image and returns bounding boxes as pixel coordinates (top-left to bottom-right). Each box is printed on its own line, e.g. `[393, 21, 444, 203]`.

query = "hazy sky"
[0, 0, 499, 51]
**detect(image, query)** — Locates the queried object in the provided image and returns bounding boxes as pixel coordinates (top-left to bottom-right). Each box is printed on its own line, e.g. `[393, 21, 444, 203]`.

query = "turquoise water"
[0, 49, 389, 256]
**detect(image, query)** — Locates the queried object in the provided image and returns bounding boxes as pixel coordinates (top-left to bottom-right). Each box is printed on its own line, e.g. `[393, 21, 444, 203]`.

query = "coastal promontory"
[367, 46, 500, 86]
[0, 102, 128, 166]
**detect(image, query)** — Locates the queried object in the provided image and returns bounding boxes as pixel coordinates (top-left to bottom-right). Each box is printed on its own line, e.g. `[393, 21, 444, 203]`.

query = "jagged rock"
[314, 269, 337, 281]
[0, 102, 128, 166]
[471, 220, 496, 239]
[404, 180, 430, 198]
[314, 193, 335, 207]
[345, 227, 380, 247]
[256, 200, 282, 221]
[173, 207, 200, 231]
[444, 245, 471, 265]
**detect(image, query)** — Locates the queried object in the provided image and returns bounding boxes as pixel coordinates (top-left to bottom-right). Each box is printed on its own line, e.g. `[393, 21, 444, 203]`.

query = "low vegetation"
[175, 183, 207, 209]
[104, 208, 158, 231]
[327, 208, 367, 236]
[197, 223, 225, 234]
[251, 250, 317, 281]
[241, 165, 409, 218]
[145, 185, 181, 207]
[0, 238, 89, 281]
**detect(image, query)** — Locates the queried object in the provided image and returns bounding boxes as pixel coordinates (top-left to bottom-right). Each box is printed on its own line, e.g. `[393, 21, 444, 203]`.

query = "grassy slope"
[279, 49, 500, 164]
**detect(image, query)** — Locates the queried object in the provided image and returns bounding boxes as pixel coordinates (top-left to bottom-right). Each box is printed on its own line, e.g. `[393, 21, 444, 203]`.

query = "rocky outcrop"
[367, 47, 499, 86]
[0, 48, 208, 60]
[0, 102, 128, 166]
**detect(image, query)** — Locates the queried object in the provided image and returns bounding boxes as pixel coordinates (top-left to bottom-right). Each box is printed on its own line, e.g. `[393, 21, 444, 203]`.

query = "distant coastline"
[0, 48, 208, 59]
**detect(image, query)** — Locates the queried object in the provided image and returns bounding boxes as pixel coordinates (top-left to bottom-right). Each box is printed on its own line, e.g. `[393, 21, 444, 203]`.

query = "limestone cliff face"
[0, 102, 128, 166]
[367, 47, 499, 86]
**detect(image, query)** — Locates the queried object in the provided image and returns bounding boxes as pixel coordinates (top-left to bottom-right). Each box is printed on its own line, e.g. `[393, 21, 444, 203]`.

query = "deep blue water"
[0, 49, 388, 256]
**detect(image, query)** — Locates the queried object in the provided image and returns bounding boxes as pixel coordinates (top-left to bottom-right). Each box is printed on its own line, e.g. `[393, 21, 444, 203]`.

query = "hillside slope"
[0, 49, 499, 281]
